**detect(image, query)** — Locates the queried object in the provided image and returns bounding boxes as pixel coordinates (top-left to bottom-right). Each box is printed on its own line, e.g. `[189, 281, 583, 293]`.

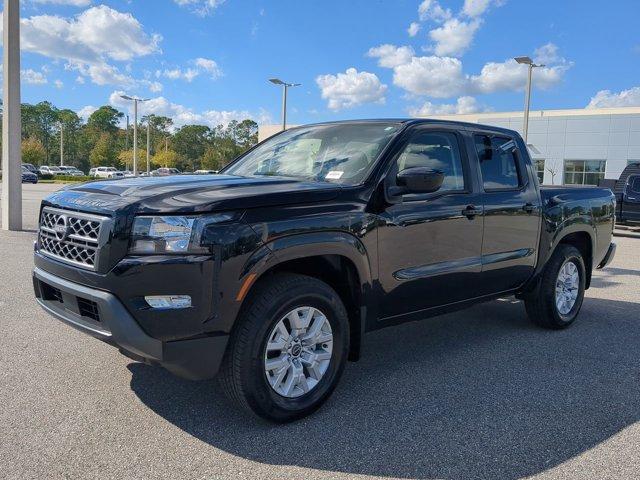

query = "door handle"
[462, 205, 482, 219]
[523, 202, 536, 213]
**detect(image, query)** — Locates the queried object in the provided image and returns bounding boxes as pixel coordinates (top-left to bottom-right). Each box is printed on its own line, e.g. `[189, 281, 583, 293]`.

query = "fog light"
[145, 295, 192, 309]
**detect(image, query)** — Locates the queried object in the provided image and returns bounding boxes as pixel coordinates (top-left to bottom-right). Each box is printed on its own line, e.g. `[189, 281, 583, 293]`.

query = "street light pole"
[514, 56, 545, 143]
[2, 0, 22, 231]
[269, 78, 301, 131]
[59, 122, 64, 167]
[120, 95, 149, 175]
[146, 115, 153, 174]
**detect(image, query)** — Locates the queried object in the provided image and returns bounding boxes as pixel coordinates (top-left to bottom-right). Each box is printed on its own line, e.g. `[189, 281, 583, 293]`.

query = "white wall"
[257, 107, 640, 184]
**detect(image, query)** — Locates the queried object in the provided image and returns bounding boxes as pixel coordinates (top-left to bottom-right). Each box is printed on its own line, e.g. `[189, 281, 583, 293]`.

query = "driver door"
[377, 127, 484, 320]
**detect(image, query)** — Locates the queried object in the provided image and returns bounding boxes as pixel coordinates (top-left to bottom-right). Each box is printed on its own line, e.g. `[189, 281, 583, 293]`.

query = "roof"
[426, 106, 640, 122]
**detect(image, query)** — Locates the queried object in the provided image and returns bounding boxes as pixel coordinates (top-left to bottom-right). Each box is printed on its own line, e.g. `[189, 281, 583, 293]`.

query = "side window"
[474, 135, 521, 190]
[396, 131, 465, 192]
[629, 176, 640, 194]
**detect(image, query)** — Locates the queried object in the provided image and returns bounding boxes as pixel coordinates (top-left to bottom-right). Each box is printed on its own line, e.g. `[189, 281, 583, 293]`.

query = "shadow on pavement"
[129, 296, 640, 479]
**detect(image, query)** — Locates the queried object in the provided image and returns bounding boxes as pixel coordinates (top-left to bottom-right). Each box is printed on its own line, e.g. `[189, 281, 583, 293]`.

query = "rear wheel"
[219, 273, 350, 422]
[525, 244, 586, 329]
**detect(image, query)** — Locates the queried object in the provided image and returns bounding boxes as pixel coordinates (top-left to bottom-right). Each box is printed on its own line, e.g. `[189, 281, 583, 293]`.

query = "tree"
[201, 147, 222, 171]
[153, 150, 181, 169]
[21, 101, 59, 162]
[118, 149, 148, 171]
[172, 124, 211, 169]
[22, 137, 46, 166]
[87, 106, 124, 134]
[89, 133, 117, 167]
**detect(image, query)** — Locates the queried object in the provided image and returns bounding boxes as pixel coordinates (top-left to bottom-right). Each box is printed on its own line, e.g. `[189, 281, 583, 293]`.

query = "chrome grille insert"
[38, 207, 110, 270]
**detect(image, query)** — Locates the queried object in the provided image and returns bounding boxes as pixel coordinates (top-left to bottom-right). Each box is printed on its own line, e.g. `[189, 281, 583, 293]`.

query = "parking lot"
[1, 183, 639, 479]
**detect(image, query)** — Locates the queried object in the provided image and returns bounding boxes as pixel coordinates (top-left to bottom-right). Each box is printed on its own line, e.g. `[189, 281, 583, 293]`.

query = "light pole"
[120, 95, 149, 175]
[59, 122, 64, 167]
[146, 114, 153, 174]
[514, 56, 545, 143]
[2, 0, 22, 231]
[269, 78, 301, 131]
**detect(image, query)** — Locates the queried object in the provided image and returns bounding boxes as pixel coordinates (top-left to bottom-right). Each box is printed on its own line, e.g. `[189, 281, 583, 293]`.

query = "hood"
[43, 174, 341, 215]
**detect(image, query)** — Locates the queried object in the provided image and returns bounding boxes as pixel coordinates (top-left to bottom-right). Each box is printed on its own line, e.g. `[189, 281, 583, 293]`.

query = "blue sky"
[8, 0, 640, 127]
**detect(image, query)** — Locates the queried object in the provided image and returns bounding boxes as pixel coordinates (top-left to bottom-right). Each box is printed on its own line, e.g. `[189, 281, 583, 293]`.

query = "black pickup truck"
[33, 120, 616, 422]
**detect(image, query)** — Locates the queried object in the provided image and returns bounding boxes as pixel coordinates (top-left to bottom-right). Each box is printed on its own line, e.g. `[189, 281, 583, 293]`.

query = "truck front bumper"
[33, 267, 228, 380]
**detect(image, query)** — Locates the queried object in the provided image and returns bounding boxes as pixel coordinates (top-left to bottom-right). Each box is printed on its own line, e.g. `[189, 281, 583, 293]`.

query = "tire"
[218, 273, 350, 423]
[525, 244, 586, 329]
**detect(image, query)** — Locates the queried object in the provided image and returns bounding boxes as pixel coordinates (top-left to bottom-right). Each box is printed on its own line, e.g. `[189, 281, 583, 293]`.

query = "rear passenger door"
[623, 175, 640, 222]
[472, 132, 542, 294]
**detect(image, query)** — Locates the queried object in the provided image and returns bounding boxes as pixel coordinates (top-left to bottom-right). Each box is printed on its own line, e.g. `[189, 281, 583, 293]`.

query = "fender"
[235, 231, 375, 360]
[519, 202, 595, 297]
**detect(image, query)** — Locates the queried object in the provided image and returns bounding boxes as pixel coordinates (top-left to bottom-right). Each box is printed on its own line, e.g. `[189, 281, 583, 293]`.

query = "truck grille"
[38, 207, 109, 270]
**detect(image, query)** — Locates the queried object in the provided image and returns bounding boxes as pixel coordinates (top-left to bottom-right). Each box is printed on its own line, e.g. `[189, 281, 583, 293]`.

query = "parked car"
[155, 167, 181, 176]
[22, 163, 39, 175]
[194, 169, 218, 174]
[59, 166, 85, 176]
[90, 167, 124, 179]
[21, 165, 38, 184]
[33, 120, 616, 423]
[39, 165, 64, 176]
[611, 162, 640, 224]
[122, 170, 137, 178]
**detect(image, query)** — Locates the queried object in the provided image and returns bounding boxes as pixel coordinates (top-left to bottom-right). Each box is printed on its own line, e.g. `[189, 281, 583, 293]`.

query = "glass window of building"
[564, 160, 606, 185]
[534, 159, 545, 184]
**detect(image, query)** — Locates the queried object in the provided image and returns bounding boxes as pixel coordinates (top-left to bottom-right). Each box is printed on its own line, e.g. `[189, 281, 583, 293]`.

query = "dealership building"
[259, 106, 640, 186]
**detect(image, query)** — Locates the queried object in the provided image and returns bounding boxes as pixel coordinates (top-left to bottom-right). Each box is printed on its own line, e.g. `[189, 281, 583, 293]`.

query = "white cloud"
[533, 42, 561, 65]
[0, 6, 161, 88]
[157, 57, 222, 83]
[174, 0, 225, 16]
[586, 87, 640, 108]
[22, 68, 48, 85]
[407, 22, 421, 37]
[108, 90, 265, 129]
[316, 67, 387, 111]
[159, 67, 199, 82]
[75, 75, 85, 84]
[54, 79, 64, 89]
[31, 0, 91, 5]
[469, 57, 569, 94]
[393, 55, 466, 98]
[67, 62, 134, 87]
[409, 96, 483, 116]
[378, 43, 570, 98]
[413, 0, 502, 58]
[429, 18, 481, 57]
[78, 105, 97, 120]
[194, 57, 222, 79]
[418, 0, 452, 22]
[462, 0, 494, 18]
[367, 44, 415, 68]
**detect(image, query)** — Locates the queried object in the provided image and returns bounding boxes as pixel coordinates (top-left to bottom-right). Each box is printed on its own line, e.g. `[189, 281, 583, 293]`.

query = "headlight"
[129, 213, 235, 254]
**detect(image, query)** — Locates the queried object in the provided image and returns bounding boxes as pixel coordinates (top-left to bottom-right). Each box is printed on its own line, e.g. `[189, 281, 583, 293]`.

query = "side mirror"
[394, 167, 444, 195]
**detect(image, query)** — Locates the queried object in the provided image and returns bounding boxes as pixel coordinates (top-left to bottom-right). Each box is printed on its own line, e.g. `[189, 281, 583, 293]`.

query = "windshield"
[224, 122, 401, 185]
[49, 166, 61, 172]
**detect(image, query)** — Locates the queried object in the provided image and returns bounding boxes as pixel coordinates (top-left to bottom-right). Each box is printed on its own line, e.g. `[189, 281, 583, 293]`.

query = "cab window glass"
[630, 176, 640, 194]
[396, 131, 465, 191]
[474, 135, 521, 190]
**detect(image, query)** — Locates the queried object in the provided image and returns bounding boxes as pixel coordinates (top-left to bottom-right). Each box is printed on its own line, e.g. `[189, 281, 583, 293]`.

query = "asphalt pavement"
[1, 184, 639, 480]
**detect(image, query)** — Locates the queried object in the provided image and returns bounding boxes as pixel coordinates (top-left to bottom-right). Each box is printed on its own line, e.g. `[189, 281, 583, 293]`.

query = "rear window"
[474, 135, 521, 190]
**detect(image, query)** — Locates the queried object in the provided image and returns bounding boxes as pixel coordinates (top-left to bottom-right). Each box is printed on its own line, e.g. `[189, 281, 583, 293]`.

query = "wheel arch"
[555, 230, 593, 288]
[237, 232, 373, 361]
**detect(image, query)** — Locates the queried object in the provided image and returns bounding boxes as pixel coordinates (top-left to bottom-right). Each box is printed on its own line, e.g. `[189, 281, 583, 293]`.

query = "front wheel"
[525, 244, 586, 329]
[218, 273, 350, 422]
